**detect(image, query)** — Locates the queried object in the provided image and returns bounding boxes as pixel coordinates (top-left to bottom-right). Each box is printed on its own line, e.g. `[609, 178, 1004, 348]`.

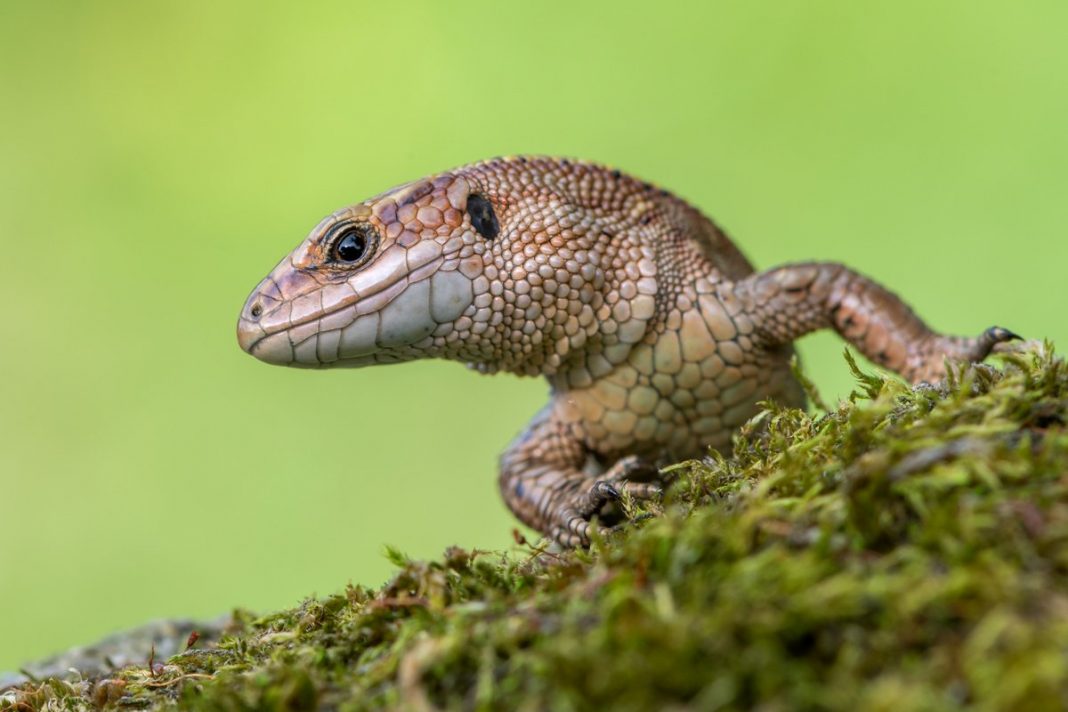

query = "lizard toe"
[551, 510, 595, 548]
[585, 481, 622, 513]
[971, 325, 1022, 359]
[616, 481, 663, 501]
[602, 454, 658, 483]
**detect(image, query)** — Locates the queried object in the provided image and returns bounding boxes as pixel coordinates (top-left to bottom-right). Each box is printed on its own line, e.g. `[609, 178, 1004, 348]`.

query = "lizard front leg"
[727, 262, 1018, 383]
[499, 404, 657, 547]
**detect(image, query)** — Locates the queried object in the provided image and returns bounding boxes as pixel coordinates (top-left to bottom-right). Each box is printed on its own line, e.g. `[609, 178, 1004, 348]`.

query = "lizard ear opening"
[466, 194, 500, 240]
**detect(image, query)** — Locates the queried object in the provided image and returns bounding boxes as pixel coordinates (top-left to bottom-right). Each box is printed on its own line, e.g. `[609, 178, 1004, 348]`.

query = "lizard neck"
[462, 188, 739, 385]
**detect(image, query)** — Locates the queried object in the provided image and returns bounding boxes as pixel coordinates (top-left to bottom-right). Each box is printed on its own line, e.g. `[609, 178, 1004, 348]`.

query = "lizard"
[236, 156, 1017, 547]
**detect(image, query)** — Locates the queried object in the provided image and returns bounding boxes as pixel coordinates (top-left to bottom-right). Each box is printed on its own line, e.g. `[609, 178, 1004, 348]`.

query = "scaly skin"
[237, 156, 1016, 547]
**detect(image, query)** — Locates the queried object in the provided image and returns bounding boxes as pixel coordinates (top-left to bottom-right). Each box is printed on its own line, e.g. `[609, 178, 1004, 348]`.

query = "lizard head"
[237, 170, 489, 368]
[238, 157, 660, 378]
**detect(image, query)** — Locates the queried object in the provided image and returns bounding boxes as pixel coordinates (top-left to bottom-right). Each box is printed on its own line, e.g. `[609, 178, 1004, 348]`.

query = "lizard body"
[237, 156, 1015, 546]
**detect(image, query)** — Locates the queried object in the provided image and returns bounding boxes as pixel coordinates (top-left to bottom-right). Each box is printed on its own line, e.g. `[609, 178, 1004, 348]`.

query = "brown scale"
[237, 156, 1018, 548]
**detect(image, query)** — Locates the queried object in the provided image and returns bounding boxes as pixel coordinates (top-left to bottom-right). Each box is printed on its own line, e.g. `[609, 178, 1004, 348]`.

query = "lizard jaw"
[237, 267, 475, 367]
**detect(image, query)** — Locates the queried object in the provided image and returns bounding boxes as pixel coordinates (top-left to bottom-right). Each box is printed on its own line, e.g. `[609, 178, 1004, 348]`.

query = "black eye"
[336, 232, 365, 261]
[466, 194, 499, 240]
[330, 224, 377, 265]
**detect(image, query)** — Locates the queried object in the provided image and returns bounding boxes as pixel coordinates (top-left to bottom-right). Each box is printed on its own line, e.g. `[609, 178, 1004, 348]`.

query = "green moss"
[5, 346, 1067, 711]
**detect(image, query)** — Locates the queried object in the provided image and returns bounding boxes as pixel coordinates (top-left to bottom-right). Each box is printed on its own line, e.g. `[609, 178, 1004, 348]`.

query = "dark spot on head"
[642, 182, 653, 192]
[611, 169, 622, 179]
[396, 180, 434, 207]
[561, 158, 570, 167]
[250, 303, 262, 318]
[467, 193, 500, 240]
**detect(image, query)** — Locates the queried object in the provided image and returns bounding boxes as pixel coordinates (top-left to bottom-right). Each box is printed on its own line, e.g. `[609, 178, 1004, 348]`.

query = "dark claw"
[591, 480, 622, 503]
[573, 481, 622, 520]
[987, 326, 1022, 342]
[969, 325, 1023, 360]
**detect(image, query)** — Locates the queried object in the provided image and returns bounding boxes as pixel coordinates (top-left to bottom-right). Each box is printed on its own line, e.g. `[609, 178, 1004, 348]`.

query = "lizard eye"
[329, 223, 378, 266]
[466, 194, 499, 240]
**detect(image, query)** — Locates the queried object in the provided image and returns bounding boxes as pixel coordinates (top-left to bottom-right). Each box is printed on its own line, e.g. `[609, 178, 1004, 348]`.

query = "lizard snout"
[236, 280, 293, 364]
[236, 310, 265, 354]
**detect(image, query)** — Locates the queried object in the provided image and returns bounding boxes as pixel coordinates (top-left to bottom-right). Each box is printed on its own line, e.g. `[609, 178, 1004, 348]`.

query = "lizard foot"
[967, 326, 1022, 359]
[909, 325, 1021, 384]
[548, 456, 661, 547]
[600, 454, 663, 500]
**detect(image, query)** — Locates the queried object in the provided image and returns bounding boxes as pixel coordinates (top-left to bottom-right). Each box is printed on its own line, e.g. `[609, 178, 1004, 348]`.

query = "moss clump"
[4, 347, 1067, 711]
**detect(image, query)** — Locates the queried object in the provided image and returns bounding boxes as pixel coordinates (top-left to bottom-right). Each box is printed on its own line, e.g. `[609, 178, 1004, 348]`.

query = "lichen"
[4, 346, 1066, 711]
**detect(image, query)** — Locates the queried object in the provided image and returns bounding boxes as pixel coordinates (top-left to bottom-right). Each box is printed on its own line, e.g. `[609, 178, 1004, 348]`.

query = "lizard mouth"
[237, 270, 416, 365]
[238, 275, 408, 349]
[237, 261, 475, 367]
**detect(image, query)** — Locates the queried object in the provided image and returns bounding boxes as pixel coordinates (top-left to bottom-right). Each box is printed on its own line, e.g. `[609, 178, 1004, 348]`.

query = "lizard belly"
[561, 292, 805, 462]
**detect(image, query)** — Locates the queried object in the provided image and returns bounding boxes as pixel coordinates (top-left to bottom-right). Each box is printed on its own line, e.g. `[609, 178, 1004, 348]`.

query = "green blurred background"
[2, 1, 1066, 669]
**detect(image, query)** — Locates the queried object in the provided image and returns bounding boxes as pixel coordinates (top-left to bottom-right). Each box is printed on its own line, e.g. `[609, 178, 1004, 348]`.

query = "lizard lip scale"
[238, 267, 475, 366]
[236, 155, 1016, 547]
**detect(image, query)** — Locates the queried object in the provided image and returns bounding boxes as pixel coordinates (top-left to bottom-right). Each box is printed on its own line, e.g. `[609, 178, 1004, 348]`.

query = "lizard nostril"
[250, 302, 263, 319]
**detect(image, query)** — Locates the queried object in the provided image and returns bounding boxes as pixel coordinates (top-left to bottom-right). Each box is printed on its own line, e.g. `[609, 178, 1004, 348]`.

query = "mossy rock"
[4, 346, 1067, 711]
